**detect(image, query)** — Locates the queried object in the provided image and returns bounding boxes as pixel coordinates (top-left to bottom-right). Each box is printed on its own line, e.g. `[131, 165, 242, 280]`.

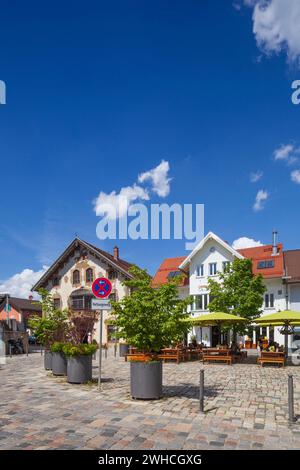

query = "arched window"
[73, 269, 80, 284]
[53, 297, 61, 309]
[86, 268, 93, 283]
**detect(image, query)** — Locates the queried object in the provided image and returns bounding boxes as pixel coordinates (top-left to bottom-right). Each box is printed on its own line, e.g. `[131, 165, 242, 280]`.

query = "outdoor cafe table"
[257, 351, 285, 367]
[202, 348, 233, 365]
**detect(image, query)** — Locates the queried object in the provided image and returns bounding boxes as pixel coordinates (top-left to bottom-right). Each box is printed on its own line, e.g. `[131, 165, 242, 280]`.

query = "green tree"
[208, 258, 266, 336]
[111, 266, 192, 353]
[28, 289, 69, 347]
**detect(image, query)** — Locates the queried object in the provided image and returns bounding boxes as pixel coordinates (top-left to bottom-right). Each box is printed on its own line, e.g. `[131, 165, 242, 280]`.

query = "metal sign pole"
[98, 310, 103, 391]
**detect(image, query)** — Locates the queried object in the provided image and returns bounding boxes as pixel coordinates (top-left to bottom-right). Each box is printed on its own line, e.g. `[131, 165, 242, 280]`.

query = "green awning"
[254, 310, 300, 326]
[186, 311, 247, 326]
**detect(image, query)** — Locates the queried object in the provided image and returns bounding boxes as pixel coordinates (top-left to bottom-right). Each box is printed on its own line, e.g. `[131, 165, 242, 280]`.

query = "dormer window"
[167, 270, 182, 280]
[257, 260, 274, 269]
[86, 268, 93, 283]
[72, 270, 80, 284]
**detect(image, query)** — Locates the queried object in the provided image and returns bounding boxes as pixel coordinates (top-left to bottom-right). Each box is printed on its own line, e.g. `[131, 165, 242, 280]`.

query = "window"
[86, 268, 93, 283]
[209, 263, 217, 276]
[53, 298, 61, 309]
[222, 261, 230, 272]
[168, 270, 181, 279]
[265, 293, 274, 308]
[72, 270, 80, 284]
[72, 295, 84, 310]
[265, 294, 269, 308]
[196, 264, 204, 277]
[71, 294, 92, 310]
[194, 294, 209, 310]
[109, 292, 116, 302]
[52, 277, 60, 287]
[257, 260, 275, 269]
[108, 270, 117, 280]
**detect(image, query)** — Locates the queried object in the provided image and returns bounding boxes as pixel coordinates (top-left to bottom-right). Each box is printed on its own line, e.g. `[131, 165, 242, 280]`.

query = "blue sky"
[1, 0, 300, 295]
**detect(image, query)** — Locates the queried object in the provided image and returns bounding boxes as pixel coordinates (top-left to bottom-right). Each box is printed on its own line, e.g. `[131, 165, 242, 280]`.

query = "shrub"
[50, 342, 66, 353]
[62, 343, 98, 357]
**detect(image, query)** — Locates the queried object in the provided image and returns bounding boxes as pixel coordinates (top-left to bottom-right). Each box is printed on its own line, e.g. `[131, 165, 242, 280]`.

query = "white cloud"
[232, 236, 263, 249]
[245, 0, 300, 66]
[138, 160, 171, 197]
[253, 189, 269, 211]
[93, 160, 171, 220]
[273, 143, 299, 165]
[93, 184, 149, 220]
[250, 170, 263, 182]
[0, 266, 48, 299]
[291, 169, 300, 184]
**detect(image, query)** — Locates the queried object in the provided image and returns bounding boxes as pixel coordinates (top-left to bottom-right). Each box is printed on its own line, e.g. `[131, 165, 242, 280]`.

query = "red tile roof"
[152, 256, 189, 287]
[153, 244, 285, 286]
[237, 244, 284, 279]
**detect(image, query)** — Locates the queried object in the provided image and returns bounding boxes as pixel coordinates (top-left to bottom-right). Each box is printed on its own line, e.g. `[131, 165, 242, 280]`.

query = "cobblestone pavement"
[1, 349, 300, 450]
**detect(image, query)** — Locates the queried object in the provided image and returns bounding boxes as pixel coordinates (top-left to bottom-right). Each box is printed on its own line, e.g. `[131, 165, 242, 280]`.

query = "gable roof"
[179, 231, 243, 270]
[237, 244, 284, 279]
[152, 256, 189, 287]
[283, 249, 300, 283]
[0, 297, 42, 313]
[32, 238, 134, 291]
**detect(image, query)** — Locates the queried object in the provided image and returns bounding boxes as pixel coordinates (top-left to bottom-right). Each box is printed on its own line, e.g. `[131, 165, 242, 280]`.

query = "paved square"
[1, 349, 300, 450]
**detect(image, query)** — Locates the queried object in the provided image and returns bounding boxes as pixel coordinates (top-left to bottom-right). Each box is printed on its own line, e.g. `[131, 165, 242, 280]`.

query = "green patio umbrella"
[186, 312, 247, 345]
[254, 310, 300, 355]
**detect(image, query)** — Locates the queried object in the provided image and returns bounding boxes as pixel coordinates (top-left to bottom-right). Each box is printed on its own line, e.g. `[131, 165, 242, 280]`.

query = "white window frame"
[209, 262, 217, 276]
[193, 294, 209, 311]
[196, 264, 204, 277]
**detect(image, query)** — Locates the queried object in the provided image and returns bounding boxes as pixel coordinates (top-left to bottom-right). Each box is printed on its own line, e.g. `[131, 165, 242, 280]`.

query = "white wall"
[189, 238, 236, 297]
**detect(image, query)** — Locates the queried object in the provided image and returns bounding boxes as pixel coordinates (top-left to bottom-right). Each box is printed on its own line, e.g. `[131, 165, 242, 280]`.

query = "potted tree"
[62, 343, 97, 383]
[112, 266, 191, 399]
[29, 290, 70, 372]
[63, 309, 99, 384]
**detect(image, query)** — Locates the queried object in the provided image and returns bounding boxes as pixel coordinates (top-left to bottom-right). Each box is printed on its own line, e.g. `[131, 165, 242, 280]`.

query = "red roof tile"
[152, 257, 189, 287]
[153, 244, 285, 286]
[237, 244, 284, 278]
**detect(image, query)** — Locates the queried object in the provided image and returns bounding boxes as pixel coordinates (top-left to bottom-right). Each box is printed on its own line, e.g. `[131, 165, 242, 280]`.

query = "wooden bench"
[157, 348, 186, 364]
[202, 348, 233, 365]
[257, 351, 285, 367]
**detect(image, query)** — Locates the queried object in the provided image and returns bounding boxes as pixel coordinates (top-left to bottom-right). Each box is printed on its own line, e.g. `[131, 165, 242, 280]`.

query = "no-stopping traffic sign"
[92, 277, 112, 299]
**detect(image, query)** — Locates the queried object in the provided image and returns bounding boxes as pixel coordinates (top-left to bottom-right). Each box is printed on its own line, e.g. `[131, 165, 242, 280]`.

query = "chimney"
[272, 230, 278, 256]
[113, 246, 119, 260]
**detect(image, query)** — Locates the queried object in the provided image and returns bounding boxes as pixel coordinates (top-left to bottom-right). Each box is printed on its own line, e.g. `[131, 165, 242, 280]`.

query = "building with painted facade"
[32, 238, 135, 344]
